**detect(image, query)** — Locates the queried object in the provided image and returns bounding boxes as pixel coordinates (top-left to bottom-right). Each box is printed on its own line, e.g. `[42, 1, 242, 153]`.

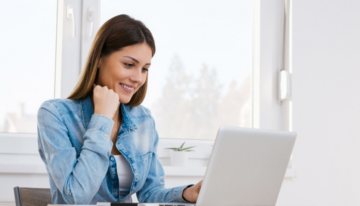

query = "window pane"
[0, 0, 57, 133]
[101, 0, 252, 140]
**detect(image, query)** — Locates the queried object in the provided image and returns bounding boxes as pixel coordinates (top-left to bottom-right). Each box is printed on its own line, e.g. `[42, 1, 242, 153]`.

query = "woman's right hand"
[93, 84, 120, 120]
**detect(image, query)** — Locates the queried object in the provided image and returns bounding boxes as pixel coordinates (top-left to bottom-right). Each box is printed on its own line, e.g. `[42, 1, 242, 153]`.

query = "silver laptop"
[195, 126, 296, 206]
[98, 126, 296, 206]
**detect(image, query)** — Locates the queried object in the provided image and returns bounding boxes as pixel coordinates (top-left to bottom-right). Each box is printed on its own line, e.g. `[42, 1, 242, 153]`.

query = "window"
[0, 0, 57, 133]
[100, 0, 253, 140]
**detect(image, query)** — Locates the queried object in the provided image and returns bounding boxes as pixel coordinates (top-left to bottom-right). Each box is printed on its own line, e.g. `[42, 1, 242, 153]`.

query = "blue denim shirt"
[37, 96, 189, 204]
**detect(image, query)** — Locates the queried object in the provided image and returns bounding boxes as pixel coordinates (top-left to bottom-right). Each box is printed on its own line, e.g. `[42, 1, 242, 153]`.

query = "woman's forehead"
[114, 43, 152, 62]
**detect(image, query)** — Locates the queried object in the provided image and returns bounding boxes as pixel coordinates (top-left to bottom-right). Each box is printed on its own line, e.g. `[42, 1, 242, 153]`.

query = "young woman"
[37, 14, 202, 205]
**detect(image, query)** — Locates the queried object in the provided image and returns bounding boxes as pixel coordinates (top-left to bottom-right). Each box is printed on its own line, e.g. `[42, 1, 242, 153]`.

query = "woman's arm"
[136, 117, 191, 203]
[37, 100, 114, 204]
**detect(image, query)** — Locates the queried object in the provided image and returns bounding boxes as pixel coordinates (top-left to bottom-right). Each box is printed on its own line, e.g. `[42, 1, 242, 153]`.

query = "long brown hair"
[68, 14, 156, 107]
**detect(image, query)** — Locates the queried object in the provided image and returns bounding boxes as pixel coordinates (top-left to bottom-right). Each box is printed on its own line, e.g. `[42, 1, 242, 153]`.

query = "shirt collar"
[81, 95, 137, 133]
[120, 103, 138, 134]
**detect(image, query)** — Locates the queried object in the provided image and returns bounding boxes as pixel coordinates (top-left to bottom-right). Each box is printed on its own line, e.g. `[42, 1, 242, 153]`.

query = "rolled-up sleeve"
[136, 117, 191, 203]
[37, 101, 113, 204]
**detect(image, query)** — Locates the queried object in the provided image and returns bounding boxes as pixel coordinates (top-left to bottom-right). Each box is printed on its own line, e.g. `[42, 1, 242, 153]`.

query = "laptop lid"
[196, 126, 296, 206]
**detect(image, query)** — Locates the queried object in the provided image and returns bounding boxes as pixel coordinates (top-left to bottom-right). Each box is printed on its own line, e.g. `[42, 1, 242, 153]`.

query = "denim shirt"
[37, 96, 189, 204]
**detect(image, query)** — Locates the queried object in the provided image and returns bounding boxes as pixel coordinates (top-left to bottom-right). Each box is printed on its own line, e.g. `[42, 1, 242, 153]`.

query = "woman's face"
[96, 42, 152, 104]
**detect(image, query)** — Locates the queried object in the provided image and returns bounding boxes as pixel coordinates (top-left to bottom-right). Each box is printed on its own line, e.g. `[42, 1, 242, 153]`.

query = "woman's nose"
[130, 68, 143, 82]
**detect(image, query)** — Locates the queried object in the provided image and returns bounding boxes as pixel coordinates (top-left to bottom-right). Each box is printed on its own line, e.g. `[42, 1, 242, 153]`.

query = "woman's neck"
[113, 107, 120, 123]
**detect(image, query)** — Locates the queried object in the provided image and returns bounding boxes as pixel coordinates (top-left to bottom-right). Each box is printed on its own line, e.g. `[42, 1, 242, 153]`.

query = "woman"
[37, 14, 202, 205]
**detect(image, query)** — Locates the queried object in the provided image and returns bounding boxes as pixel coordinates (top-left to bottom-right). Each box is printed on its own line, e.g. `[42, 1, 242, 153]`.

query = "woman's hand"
[182, 180, 203, 203]
[93, 84, 120, 119]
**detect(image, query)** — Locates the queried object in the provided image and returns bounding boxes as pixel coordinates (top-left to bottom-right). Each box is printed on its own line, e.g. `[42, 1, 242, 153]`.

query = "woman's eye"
[142, 68, 149, 72]
[124, 63, 134, 68]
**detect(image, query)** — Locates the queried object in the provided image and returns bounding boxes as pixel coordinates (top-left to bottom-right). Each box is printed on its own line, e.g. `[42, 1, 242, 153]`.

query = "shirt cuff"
[171, 184, 195, 203]
[88, 114, 114, 136]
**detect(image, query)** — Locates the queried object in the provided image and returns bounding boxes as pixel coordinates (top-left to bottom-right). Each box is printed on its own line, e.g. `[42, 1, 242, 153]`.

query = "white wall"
[277, 0, 360, 205]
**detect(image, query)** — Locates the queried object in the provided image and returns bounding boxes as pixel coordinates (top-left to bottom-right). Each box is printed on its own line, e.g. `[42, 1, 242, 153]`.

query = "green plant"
[166, 141, 195, 152]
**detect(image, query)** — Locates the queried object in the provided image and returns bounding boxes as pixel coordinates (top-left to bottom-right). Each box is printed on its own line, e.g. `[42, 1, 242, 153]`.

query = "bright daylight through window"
[101, 0, 253, 140]
[0, 0, 57, 133]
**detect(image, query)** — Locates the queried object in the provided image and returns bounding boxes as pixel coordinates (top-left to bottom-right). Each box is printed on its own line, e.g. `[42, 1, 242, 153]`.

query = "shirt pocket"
[140, 151, 152, 164]
[138, 152, 152, 185]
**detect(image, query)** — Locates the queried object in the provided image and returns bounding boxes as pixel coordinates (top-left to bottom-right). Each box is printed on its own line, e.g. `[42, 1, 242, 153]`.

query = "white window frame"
[0, 0, 295, 177]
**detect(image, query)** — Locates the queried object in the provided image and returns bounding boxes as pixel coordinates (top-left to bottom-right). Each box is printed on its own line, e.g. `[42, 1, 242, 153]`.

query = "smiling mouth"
[120, 83, 135, 92]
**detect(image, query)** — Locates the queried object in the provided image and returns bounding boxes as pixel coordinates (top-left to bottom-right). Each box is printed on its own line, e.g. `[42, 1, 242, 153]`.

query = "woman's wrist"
[182, 184, 194, 202]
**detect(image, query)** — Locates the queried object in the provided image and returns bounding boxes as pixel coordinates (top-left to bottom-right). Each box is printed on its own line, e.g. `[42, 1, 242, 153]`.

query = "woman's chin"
[118, 96, 132, 104]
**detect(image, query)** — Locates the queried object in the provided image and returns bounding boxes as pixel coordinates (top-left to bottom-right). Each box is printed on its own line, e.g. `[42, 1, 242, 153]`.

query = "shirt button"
[110, 156, 114, 161]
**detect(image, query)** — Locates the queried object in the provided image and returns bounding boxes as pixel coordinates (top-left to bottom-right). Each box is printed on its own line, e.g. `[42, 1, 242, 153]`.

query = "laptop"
[97, 126, 297, 206]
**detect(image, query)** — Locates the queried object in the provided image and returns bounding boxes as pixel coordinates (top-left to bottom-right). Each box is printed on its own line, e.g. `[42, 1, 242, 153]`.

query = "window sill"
[0, 163, 296, 178]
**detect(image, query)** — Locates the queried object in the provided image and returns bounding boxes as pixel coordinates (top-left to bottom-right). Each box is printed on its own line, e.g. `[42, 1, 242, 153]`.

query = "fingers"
[195, 180, 203, 188]
[195, 180, 203, 192]
[92, 84, 120, 119]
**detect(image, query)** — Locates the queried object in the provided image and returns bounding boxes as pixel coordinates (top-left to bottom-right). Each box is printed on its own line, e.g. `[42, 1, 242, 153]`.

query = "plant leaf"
[182, 146, 196, 150]
[165, 147, 179, 150]
[180, 141, 186, 149]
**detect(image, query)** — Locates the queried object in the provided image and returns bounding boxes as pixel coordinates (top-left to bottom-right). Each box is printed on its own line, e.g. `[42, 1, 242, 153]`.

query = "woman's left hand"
[182, 180, 203, 203]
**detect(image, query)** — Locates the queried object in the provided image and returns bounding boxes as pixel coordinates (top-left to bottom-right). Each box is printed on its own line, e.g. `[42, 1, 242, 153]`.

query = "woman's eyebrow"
[123, 56, 151, 65]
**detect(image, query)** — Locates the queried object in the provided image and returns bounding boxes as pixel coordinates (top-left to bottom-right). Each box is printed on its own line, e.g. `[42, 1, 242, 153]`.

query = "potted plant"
[166, 142, 195, 167]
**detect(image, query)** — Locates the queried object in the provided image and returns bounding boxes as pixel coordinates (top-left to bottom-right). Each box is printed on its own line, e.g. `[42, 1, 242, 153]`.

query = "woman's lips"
[119, 83, 135, 93]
